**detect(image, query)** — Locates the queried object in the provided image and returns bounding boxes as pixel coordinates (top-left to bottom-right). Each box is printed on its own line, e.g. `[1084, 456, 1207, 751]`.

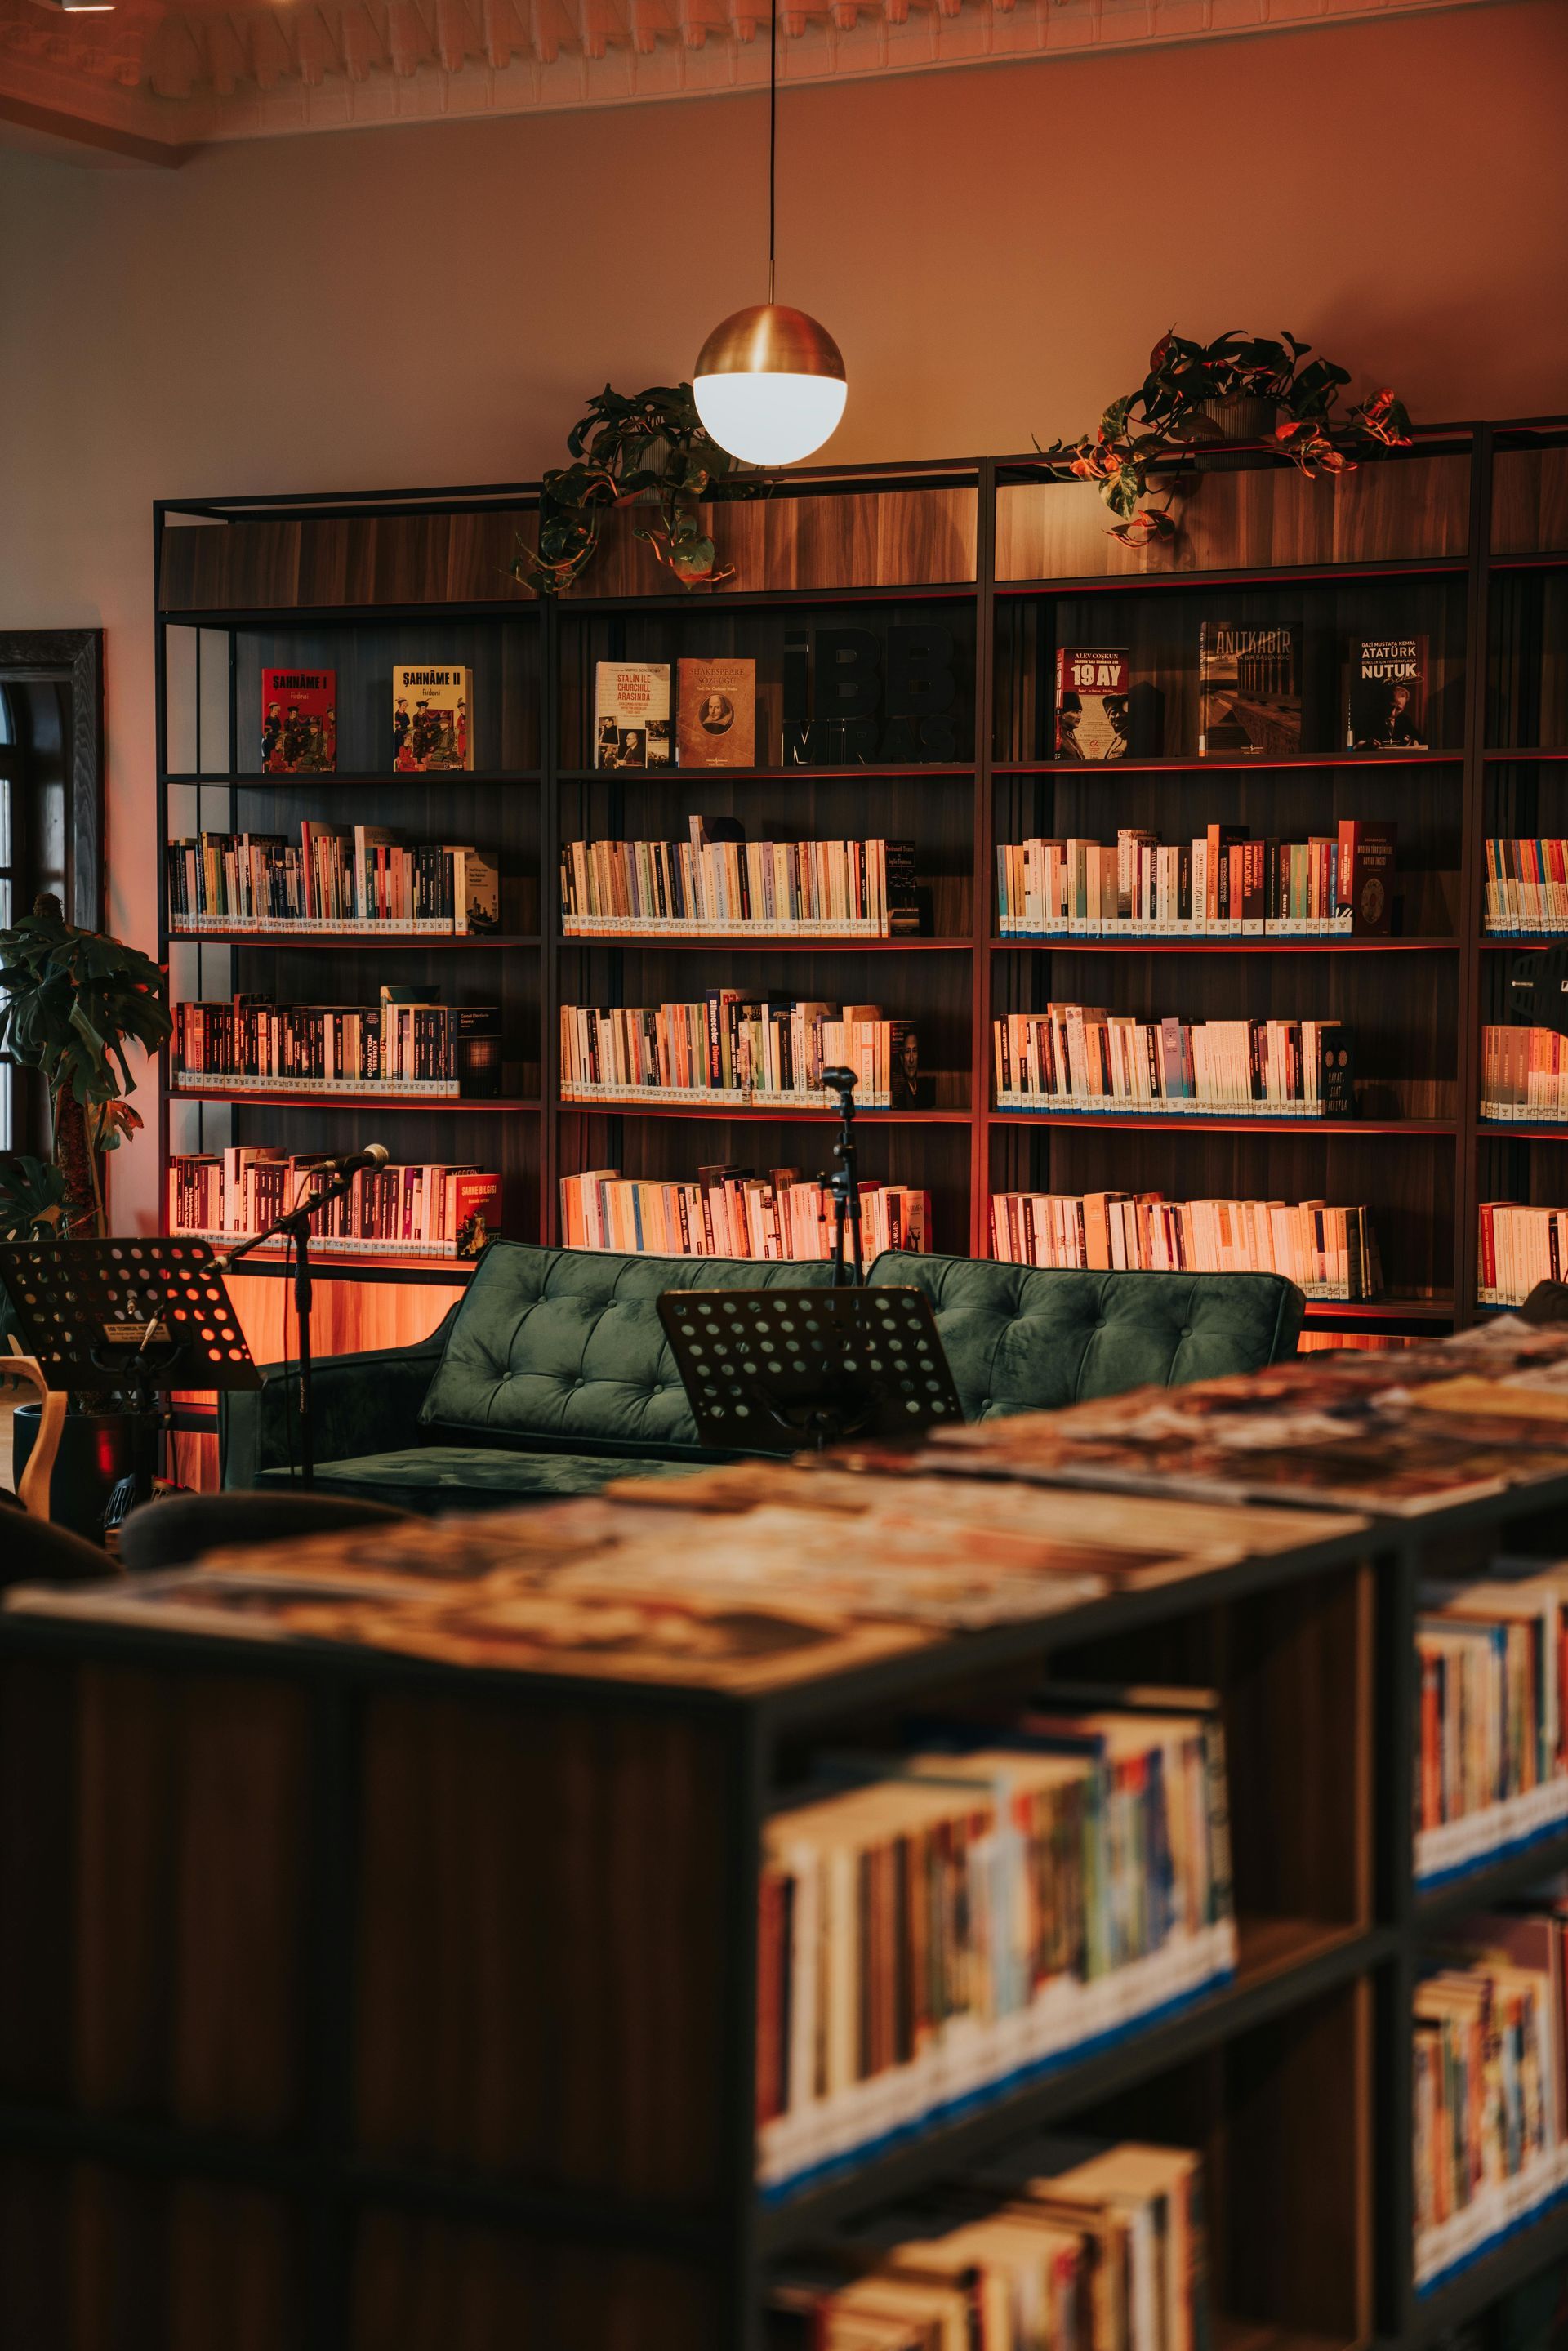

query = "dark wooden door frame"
[0, 628, 105, 931]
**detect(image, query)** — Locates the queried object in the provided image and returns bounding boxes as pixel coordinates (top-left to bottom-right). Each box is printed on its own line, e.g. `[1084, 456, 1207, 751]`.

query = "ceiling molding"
[0, 0, 1498, 156]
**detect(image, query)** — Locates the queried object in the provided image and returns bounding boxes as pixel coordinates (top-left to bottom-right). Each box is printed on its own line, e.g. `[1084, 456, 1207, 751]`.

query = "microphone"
[820, 1067, 858, 1093]
[321, 1142, 391, 1178]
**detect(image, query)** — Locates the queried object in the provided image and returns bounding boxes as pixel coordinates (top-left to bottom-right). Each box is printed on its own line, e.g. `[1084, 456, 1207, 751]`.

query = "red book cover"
[448, 1170, 501, 1256]
[261, 670, 336, 773]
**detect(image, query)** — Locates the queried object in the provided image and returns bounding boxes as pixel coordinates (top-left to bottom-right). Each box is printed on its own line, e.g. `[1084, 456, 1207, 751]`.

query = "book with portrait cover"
[1198, 623, 1301, 757]
[1054, 648, 1130, 762]
[1347, 635, 1428, 750]
[595, 663, 672, 770]
[676, 657, 757, 768]
[392, 666, 473, 773]
[261, 670, 336, 773]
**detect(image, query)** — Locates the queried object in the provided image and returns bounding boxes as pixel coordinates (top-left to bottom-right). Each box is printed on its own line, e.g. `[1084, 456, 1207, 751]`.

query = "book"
[261, 669, 336, 773]
[1337, 818, 1396, 935]
[1054, 646, 1130, 762]
[993, 1006, 1355, 1120]
[676, 657, 756, 768]
[392, 665, 473, 772]
[1348, 633, 1428, 749]
[559, 826, 917, 940]
[595, 662, 672, 769]
[1198, 622, 1300, 757]
[447, 844, 500, 934]
[167, 1155, 501, 1258]
[559, 1168, 931, 1261]
[990, 1190, 1383, 1301]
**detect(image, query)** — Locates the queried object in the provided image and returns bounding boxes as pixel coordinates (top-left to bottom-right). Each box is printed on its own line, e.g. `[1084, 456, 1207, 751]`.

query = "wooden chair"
[2, 1348, 68, 1521]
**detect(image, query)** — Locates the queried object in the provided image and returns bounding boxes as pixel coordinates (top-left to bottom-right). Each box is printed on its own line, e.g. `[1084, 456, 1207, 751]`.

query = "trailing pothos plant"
[0, 893, 171, 1260]
[513, 382, 749, 596]
[1038, 329, 1412, 546]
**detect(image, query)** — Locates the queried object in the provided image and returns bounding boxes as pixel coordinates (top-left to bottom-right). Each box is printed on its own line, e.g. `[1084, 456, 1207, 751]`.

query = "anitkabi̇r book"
[392, 666, 473, 772]
[676, 657, 757, 768]
[1054, 647, 1130, 761]
[595, 663, 672, 769]
[1347, 634, 1428, 749]
[1198, 623, 1301, 757]
[261, 670, 336, 773]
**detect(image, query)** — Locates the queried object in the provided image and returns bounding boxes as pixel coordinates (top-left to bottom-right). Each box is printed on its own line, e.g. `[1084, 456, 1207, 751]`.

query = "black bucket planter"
[11, 1404, 159, 1545]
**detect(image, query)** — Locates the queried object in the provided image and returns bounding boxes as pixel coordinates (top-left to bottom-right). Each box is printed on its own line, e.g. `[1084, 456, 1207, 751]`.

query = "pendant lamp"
[693, 7, 845, 466]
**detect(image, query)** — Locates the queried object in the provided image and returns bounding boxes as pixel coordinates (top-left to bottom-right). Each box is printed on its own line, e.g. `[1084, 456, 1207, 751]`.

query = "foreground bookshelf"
[19, 1425, 1568, 2344]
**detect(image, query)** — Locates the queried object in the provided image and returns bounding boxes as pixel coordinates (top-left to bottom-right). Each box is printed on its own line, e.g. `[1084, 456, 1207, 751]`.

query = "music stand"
[0, 1238, 261, 1511]
[657, 1285, 964, 1456]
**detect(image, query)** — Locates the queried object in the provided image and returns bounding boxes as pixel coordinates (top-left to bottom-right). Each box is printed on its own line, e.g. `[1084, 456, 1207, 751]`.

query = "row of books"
[559, 823, 920, 938]
[1481, 1204, 1568, 1305]
[990, 1191, 1383, 1302]
[769, 2133, 1209, 2349]
[260, 664, 472, 773]
[1416, 1566, 1568, 1886]
[757, 1690, 1235, 2195]
[167, 826, 499, 935]
[172, 994, 502, 1099]
[559, 999, 917, 1111]
[1052, 631, 1430, 761]
[1481, 1027, 1568, 1124]
[1484, 839, 1568, 935]
[994, 821, 1394, 938]
[167, 1150, 501, 1259]
[1414, 1904, 1568, 2294]
[558, 1168, 929, 1262]
[993, 1009, 1354, 1119]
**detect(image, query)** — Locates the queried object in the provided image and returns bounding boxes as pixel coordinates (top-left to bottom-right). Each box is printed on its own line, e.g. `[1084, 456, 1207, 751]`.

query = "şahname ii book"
[392, 666, 473, 772]
[676, 657, 757, 768]
[261, 670, 336, 773]
[1198, 623, 1300, 757]
[595, 663, 672, 769]
[1054, 647, 1130, 762]
[1348, 634, 1429, 749]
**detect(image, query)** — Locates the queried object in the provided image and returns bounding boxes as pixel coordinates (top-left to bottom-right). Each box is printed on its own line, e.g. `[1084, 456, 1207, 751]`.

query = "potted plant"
[1039, 328, 1412, 546]
[0, 893, 172, 1538]
[514, 382, 751, 596]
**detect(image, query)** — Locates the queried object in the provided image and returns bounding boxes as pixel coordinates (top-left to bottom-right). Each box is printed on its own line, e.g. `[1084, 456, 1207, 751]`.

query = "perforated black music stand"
[0, 1238, 262, 1418]
[657, 1285, 964, 1456]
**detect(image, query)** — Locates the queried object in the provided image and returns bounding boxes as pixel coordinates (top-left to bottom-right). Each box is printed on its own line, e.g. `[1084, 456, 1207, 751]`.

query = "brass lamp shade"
[693, 302, 847, 467]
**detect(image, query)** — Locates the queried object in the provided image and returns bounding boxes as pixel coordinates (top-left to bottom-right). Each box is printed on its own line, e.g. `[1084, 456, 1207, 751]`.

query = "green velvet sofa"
[219, 1240, 1306, 1513]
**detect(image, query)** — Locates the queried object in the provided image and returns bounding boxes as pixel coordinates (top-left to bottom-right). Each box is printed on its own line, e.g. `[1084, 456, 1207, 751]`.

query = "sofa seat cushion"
[867, 1253, 1303, 1418]
[256, 1447, 704, 1514]
[417, 1241, 840, 1459]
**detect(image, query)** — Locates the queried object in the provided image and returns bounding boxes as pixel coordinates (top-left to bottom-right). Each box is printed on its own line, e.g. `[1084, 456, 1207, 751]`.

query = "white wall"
[2, 0, 1566, 1226]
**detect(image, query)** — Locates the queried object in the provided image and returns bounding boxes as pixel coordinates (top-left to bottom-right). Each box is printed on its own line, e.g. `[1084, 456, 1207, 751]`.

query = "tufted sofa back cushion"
[418, 1241, 840, 1458]
[867, 1253, 1304, 1419]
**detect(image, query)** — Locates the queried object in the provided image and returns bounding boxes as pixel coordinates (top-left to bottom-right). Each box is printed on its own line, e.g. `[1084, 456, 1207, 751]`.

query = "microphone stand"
[822, 1069, 864, 1289]
[216, 1162, 366, 1489]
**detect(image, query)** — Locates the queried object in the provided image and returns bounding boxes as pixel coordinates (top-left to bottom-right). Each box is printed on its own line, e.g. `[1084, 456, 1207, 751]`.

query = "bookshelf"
[154, 421, 1568, 1419]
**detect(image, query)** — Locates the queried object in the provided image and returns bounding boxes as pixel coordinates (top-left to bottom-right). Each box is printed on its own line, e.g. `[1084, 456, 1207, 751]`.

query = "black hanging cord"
[768, 1, 777, 305]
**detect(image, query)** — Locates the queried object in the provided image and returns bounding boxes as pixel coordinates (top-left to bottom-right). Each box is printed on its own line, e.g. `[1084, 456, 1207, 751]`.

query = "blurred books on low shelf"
[168, 1152, 501, 1260]
[173, 992, 501, 1101]
[996, 821, 1393, 939]
[1416, 1562, 1568, 1887]
[559, 1168, 930, 1260]
[560, 822, 922, 939]
[994, 1009, 1354, 1119]
[756, 1690, 1235, 2197]
[1414, 1903, 1568, 2294]
[167, 826, 498, 935]
[769, 2135, 1209, 2347]
[1481, 1204, 1568, 1305]
[990, 1191, 1382, 1302]
[560, 999, 922, 1112]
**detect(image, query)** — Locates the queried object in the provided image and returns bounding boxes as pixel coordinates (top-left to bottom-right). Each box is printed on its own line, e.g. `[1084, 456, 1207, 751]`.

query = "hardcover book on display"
[392, 666, 473, 772]
[676, 657, 757, 768]
[595, 663, 672, 769]
[1197, 623, 1301, 757]
[261, 670, 336, 773]
[1347, 634, 1429, 749]
[1054, 647, 1130, 762]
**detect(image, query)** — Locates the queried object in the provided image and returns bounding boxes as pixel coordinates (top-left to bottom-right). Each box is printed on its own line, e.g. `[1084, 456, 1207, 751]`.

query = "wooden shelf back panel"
[996, 453, 1470, 583]
[160, 509, 542, 613]
[559, 485, 978, 599]
[1492, 444, 1568, 556]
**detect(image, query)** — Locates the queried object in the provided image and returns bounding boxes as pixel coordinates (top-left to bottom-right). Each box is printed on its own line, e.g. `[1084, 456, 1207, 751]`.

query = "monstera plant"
[514, 381, 750, 595]
[0, 893, 171, 1248]
[1039, 328, 1412, 546]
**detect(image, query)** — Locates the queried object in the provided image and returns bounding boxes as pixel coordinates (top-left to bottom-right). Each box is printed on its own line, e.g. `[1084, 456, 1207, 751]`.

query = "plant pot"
[11, 1404, 159, 1546]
